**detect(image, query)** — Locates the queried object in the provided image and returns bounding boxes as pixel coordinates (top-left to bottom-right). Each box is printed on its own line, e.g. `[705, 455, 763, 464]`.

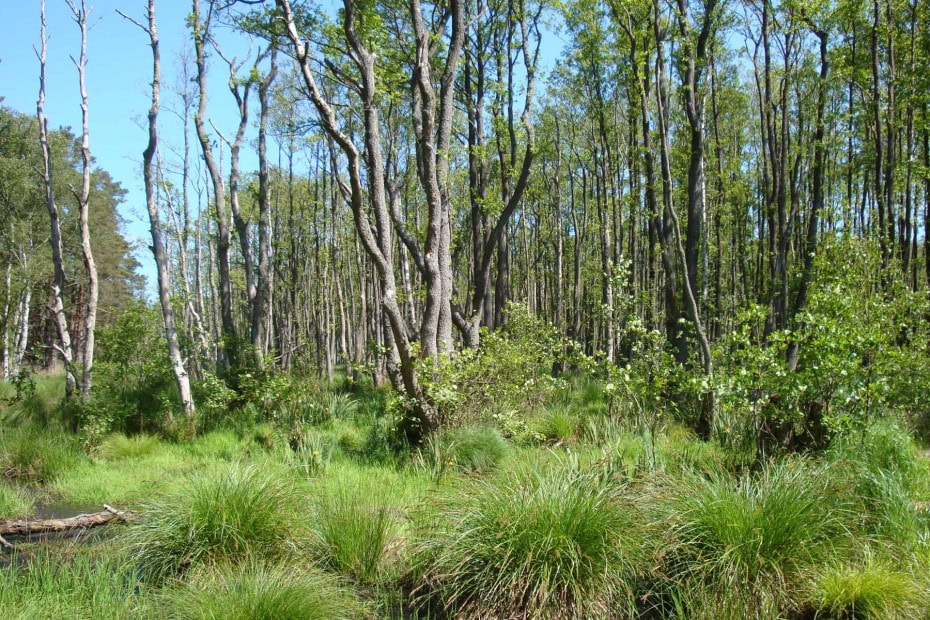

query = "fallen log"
[0, 504, 135, 538]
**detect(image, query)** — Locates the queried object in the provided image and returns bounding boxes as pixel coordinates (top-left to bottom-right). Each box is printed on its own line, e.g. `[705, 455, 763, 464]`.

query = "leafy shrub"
[804, 555, 927, 619]
[410, 469, 647, 618]
[661, 460, 848, 616]
[95, 433, 162, 460]
[126, 463, 301, 581]
[0, 482, 32, 518]
[91, 302, 181, 436]
[416, 303, 581, 428]
[165, 561, 361, 620]
[310, 486, 395, 582]
[0, 426, 81, 483]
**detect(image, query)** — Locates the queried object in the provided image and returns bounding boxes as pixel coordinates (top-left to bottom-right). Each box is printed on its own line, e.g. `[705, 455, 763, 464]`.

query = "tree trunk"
[120, 0, 195, 420]
[36, 0, 76, 399]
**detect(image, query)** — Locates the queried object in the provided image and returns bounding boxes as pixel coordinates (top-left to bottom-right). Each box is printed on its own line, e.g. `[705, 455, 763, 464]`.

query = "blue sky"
[0, 1, 564, 293]
[0, 1, 262, 287]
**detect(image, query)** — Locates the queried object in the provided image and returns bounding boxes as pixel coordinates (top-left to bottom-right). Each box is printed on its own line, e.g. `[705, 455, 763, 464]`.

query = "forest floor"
[0, 375, 929, 619]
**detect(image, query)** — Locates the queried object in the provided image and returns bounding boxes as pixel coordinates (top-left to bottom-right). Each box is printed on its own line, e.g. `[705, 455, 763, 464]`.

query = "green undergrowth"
[0, 377, 928, 619]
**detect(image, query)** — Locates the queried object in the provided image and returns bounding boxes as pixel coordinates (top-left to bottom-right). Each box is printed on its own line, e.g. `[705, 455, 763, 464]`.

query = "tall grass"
[410, 468, 648, 619]
[420, 426, 509, 477]
[163, 561, 361, 620]
[0, 482, 32, 518]
[95, 433, 162, 460]
[660, 460, 849, 616]
[0, 553, 146, 619]
[310, 485, 395, 582]
[126, 463, 302, 582]
[804, 553, 928, 619]
[0, 425, 82, 483]
[828, 421, 929, 549]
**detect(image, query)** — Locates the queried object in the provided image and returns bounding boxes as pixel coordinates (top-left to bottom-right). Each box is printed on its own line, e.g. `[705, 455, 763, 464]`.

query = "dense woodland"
[1, 0, 930, 618]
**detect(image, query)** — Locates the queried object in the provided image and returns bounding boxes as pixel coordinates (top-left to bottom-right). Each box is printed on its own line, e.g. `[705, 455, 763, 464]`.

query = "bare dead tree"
[118, 0, 196, 420]
[36, 0, 77, 399]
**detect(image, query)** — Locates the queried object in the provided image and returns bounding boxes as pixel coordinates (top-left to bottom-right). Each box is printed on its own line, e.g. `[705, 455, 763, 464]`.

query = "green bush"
[164, 561, 361, 620]
[126, 463, 301, 581]
[410, 469, 647, 618]
[661, 460, 848, 616]
[0, 426, 82, 483]
[0, 482, 32, 518]
[311, 486, 395, 582]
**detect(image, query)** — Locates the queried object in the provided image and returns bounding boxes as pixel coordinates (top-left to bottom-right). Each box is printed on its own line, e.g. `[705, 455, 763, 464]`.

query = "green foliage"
[310, 486, 395, 583]
[88, 302, 179, 438]
[326, 392, 359, 420]
[0, 425, 82, 483]
[164, 561, 361, 620]
[416, 304, 579, 428]
[828, 422, 929, 548]
[410, 469, 647, 618]
[192, 372, 238, 431]
[126, 463, 302, 582]
[285, 427, 335, 477]
[531, 406, 580, 444]
[0, 373, 63, 427]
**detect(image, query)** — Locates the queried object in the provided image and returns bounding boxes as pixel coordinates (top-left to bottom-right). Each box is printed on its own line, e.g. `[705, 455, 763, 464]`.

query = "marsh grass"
[0, 425, 82, 483]
[95, 433, 162, 460]
[0, 481, 32, 518]
[410, 468, 648, 619]
[163, 560, 362, 620]
[804, 553, 928, 619]
[311, 485, 396, 583]
[532, 406, 579, 444]
[0, 552, 146, 619]
[660, 459, 850, 616]
[126, 463, 303, 582]
[420, 426, 509, 477]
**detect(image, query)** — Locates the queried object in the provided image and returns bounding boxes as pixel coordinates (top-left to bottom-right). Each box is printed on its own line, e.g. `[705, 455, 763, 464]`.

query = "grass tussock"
[95, 433, 163, 460]
[660, 460, 849, 617]
[410, 468, 648, 619]
[803, 554, 928, 619]
[310, 485, 396, 583]
[422, 426, 509, 476]
[0, 425, 82, 483]
[0, 482, 32, 518]
[126, 463, 302, 582]
[163, 561, 361, 620]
